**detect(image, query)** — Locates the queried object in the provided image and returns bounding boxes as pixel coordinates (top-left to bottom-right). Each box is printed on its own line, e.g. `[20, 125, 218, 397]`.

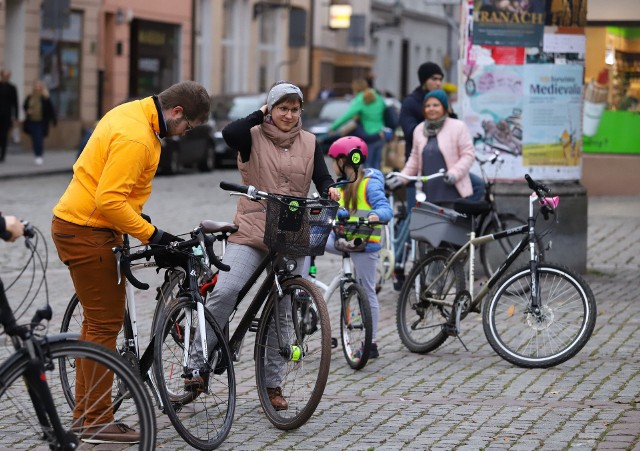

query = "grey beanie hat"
[267, 82, 303, 113]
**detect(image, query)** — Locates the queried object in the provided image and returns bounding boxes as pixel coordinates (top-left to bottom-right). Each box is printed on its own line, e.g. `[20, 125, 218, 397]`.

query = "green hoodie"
[330, 89, 386, 135]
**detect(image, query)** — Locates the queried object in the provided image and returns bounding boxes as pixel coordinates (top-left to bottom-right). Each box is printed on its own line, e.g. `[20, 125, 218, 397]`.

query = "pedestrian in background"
[387, 89, 482, 204]
[329, 78, 386, 170]
[23, 80, 57, 165]
[0, 69, 19, 163]
[51, 80, 210, 444]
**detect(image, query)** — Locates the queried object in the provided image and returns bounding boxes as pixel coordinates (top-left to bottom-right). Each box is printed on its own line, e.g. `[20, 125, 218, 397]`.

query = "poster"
[472, 0, 546, 47]
[461, 64, 584, 180]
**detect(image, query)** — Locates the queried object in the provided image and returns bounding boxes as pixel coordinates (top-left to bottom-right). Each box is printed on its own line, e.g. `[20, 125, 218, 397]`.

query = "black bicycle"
[59, 222, 236, 450]
[157, 181, 338, 430]
[0, 223, 156, 449]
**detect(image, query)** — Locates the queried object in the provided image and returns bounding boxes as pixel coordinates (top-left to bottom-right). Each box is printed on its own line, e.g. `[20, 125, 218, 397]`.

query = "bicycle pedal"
[331, 337, 338, 349]
[442, 323, 459, 337]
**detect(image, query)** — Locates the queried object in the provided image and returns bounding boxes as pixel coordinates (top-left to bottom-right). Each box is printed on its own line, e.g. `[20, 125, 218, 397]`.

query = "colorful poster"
[472, 0, 546, 47]
[522, 64, 584, 168]
[460, 64, 584, 180]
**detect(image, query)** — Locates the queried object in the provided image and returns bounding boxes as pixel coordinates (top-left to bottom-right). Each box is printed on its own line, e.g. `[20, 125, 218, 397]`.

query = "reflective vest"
[338, 176, 381, 244]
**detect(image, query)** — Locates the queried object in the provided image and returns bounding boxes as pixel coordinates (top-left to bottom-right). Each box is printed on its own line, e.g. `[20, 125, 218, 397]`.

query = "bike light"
[285, 259, 297, 272]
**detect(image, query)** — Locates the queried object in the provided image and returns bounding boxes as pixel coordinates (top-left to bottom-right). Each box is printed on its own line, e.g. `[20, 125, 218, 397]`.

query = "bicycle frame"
[311, 251, 354, 302]
[420, 193, 544, 315]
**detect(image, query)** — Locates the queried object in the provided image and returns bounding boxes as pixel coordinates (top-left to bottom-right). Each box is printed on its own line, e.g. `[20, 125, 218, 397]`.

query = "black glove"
[149, 227, 182, 247]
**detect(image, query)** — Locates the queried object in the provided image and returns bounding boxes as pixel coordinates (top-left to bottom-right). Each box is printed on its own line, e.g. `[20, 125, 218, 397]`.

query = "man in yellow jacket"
[51, 81, 210, 444]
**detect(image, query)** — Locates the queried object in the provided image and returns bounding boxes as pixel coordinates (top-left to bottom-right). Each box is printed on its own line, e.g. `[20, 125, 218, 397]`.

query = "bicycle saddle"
[451, 199, 492, 217]
[200, 220, 239, 234]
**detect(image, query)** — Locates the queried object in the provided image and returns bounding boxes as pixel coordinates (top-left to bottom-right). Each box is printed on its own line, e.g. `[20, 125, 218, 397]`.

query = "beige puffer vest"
[228, 125, 316, 251]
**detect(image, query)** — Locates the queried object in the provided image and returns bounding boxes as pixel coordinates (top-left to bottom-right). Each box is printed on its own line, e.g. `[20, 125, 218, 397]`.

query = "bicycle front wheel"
[397, 249, 465, 353]
[255, 278, 331, 430]
[483, 263, 597, 368]
[341, 283, 372, 370]
[0, 340, 156, 449]
[154, 297, 235, 450]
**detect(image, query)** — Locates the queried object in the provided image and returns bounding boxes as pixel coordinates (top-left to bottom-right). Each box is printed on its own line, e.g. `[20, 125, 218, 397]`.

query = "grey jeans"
[191, 242, 305, 387]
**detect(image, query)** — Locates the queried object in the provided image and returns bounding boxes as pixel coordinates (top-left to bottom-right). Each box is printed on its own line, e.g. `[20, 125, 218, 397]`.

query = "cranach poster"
[472, 0, 546, 47]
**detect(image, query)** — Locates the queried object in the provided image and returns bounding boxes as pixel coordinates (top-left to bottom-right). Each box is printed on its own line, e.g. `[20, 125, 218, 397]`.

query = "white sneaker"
[35, 157, 43, 165]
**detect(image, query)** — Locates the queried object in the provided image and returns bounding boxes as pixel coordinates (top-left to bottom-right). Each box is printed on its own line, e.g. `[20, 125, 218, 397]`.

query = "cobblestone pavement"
[0, 162, 639, 450]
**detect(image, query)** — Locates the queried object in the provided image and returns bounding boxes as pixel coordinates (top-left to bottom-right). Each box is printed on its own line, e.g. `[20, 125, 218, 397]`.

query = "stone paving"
[0, 149, 639, 449]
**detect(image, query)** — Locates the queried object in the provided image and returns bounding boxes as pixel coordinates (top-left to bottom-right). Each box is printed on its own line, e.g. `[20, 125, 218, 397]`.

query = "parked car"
[210, 92, 267, 166]
[158, 119, 217, 175]
[302, 97, 351, 153]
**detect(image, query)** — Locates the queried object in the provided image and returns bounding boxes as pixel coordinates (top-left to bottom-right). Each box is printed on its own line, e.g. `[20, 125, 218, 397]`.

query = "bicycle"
[309, 217, 387, 370]
[59, 221, 237, 450]
[396, 175, 596, 368]
[156, 181, 338, 430]
[0, 222, 156, 449]
[378, 170, 445, 292]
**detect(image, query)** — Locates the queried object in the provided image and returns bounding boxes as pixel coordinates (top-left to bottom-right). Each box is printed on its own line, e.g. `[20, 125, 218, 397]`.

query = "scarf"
[261, 115, 302, 149]
[423, 116, 446, 137]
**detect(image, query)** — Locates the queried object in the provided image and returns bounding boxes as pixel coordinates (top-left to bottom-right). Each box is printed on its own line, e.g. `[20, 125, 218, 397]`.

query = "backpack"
[383, 105, 399, 129]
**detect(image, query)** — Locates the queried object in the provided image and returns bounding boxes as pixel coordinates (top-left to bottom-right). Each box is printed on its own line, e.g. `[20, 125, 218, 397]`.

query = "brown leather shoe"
[81, 422, 140, 444]
[267, 387, 288, 411]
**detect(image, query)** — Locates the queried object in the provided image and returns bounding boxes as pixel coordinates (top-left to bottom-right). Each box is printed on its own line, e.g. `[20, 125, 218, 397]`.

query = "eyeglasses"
[184, 118, 194, 132]
[275, 106, 303, 116]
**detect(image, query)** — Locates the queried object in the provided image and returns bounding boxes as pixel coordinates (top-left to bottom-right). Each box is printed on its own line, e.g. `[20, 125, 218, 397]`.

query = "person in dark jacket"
[23, 80, 57, 165]
[0, 69, 19, 163]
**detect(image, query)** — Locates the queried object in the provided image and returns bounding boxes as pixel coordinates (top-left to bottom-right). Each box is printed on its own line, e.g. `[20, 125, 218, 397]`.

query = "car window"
[228, 96, 265, 120]
[319, 100, 350, 121]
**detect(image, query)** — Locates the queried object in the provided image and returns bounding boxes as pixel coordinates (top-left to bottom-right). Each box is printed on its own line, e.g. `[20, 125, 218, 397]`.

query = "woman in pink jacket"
[388, 89, 483, 203]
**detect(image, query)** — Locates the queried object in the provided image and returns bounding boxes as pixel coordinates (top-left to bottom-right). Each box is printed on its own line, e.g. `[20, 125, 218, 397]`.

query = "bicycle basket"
[409, 201, 471, 247]
[333, 222, 374, 253]
[264, 194, 339, 257]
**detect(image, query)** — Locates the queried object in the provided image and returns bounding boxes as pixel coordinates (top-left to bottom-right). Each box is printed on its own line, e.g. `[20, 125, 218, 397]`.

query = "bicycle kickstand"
[443, 290, 471, 351]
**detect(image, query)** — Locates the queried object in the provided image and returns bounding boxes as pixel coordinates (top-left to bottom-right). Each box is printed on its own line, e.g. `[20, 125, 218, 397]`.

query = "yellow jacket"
[53, 97, 162, 242]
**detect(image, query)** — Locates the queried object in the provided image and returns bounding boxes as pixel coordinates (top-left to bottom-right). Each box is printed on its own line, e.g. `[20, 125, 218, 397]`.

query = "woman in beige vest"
[189, 81, 340, 410]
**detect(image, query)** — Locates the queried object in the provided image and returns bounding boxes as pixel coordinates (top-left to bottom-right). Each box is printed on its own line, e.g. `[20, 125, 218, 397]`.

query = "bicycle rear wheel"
[154, 297, 235, 450]
[396, 249, 465, 353]
[255, 278, 331, 430]
[340, 283, 372, 370]
[479, 213, 545, 278]
[483, 263, 597, 368]
[0, 340, 155, 449]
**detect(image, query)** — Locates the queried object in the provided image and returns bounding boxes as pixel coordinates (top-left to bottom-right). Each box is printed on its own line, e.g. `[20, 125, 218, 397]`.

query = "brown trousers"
[51, 216, 125, 426]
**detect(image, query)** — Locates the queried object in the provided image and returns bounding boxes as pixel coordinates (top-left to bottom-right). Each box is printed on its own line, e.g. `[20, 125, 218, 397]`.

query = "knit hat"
[424, 89, 449, 111]
[417, 62, 444, 85]
[267, 82, 303, 113]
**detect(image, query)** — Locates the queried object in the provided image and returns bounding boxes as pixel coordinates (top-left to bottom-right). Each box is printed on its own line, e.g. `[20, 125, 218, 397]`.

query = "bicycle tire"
[483, 263, 597, 368]
[396, 249, 465, 353]
[479, 213, 545, 279]
[0, 340, 156, 449]
[154, 297, 235, 450]
[340, 283, 372, 370]
[254, 278, 331, 430]
[59, 294, 129, 409]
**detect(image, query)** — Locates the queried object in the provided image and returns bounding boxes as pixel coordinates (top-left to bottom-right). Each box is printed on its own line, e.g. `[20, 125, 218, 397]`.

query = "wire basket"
[264, 194, 339, 257]
[333, 222, 375, 253]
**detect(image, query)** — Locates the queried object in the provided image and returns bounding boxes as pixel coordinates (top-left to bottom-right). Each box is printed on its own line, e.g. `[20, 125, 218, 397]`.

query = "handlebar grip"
[220, 181, 249, 194]
[122, 261, 150, 290]
[525, 174, 550, 194]
[209, 250, 230, 272]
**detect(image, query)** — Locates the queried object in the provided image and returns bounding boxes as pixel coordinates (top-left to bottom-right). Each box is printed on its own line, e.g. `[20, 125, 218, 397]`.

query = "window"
[40, 10, 82, 119]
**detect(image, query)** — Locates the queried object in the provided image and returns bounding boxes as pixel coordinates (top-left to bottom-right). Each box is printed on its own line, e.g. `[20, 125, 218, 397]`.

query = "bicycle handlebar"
[116, 227, 230, 291]
[385, 169, 445, 183]
[525, 174, 559, 220]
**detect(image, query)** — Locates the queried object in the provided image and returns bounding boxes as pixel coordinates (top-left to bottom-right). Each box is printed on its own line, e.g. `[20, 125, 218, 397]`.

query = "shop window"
[129, 20, 180, 98]
[40, 10, 82, 120]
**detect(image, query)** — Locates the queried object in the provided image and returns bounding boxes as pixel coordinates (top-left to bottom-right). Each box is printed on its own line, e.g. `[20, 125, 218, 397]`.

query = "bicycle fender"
[0, 333, 80, 377]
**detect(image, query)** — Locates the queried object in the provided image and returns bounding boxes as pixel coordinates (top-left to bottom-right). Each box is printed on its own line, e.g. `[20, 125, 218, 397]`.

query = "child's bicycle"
[309, 217, 387, 370]
[0, 222, 156, 449]
[396, 175, 596, 368]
